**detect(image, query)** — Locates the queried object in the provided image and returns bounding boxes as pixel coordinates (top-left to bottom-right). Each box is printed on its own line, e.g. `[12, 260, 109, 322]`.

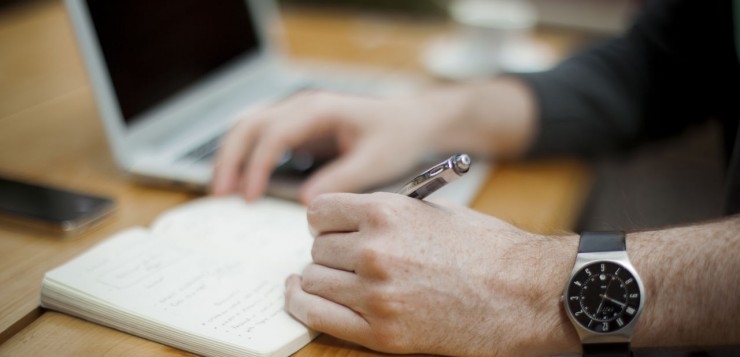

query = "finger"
[300, 264, 367, 310]
[306, 193, 368, 235]
[240, 106, 340, 201]
[285, 275, 370, 342]
[211, 113, 266, 195]
[311, 232, 361, 271]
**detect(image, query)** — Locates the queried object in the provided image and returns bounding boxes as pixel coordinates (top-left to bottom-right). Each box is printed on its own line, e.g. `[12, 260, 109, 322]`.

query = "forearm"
[629, 215, 740, 348]
[415, 77, 538, 160]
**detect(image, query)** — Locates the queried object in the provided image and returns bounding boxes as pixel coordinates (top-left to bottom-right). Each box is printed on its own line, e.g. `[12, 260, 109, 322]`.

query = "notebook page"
[45, 197, 314, 355]
[150, 196, 311, 267]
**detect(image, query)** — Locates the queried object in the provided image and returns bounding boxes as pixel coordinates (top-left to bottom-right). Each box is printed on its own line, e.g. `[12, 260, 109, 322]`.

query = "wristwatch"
[562, 231, 645, 357]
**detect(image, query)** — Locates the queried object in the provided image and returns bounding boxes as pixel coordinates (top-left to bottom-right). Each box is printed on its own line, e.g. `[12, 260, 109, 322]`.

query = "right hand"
[285, 192, 580, 356]
[211, 90, 455, 203]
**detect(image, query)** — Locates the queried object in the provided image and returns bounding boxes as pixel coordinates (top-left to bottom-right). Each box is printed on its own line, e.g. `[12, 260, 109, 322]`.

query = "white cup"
[452, 0, 537, 74]
[422, 0, 538, 79]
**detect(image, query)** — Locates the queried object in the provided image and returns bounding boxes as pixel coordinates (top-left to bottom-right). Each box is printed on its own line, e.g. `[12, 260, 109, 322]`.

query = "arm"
[628, 217, 740, 348]
[285, 193, 740, 356]
[521, 0, 737, 157]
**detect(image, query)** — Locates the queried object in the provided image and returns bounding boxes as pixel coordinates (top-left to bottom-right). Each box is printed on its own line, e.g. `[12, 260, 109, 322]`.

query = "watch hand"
[595, 300, 604, 314]
[599, 294, 627, 307]
[595, 278, 614, 316]
[595, 296, 606, 315]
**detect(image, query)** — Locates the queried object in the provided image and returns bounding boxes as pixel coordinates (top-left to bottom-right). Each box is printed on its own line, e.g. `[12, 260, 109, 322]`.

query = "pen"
[397, 154, 471, 200]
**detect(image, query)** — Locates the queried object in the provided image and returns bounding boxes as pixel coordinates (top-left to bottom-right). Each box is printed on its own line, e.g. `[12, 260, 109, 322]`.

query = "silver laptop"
[64, 0, 417, 193]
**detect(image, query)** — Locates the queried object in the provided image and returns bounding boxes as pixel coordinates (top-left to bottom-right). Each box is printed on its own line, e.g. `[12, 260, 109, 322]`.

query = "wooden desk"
[0, 1, 590, 355]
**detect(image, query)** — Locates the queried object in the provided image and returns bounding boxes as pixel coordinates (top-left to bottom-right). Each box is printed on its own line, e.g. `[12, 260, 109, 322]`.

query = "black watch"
[562, 231, 645, 357]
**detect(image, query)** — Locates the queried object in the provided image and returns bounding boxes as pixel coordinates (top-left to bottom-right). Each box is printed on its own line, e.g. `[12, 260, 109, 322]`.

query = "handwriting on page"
[61, 231, 301, 341]
[203, 282, 285, 338]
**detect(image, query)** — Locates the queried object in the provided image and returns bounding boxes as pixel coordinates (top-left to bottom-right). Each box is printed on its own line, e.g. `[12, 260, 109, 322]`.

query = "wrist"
[528, 233, 581, 356]
[483, 232, 580, 357]
[421, 77, 537, 159]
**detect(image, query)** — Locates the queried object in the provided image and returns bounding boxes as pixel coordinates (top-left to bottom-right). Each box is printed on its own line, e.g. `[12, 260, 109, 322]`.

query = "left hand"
[285, 192, 579, 357]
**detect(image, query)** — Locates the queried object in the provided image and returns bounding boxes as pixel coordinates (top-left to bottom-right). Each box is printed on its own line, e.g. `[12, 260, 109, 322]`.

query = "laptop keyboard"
[182, 134, 223, 163]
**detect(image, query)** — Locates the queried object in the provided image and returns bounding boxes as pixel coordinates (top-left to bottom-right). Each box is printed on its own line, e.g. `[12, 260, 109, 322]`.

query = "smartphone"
[0, 177, 115, 237]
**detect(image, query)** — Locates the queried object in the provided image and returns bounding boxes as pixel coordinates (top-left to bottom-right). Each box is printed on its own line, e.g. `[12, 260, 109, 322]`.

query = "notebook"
[41, 196, 319, 357]
[65, 0, 419, 196]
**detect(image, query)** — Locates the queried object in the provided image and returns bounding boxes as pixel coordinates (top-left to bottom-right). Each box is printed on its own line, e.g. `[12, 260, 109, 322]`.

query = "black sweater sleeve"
[520, 0, 740, 157]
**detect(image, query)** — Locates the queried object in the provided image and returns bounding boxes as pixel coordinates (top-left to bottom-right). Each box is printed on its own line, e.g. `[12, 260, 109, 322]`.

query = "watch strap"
[578, 231, 626, 253]
[582, 342, 631, 357]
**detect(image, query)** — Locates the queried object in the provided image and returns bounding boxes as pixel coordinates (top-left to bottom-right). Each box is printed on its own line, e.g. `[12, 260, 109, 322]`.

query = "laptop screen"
[86, 0, 261, 125]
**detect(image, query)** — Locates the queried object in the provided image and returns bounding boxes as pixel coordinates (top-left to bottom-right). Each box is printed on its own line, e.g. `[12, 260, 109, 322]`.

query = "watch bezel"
[563, 251, 645, 344]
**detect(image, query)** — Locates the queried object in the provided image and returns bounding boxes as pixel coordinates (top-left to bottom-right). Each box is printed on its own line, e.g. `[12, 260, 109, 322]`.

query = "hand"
[284, 192, 580, 356]
[211, 91, 458, 203]
[211, 78, 537, 204]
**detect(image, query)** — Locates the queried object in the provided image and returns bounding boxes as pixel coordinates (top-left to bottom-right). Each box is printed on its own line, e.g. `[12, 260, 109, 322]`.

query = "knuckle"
[306, 194, 340, 229]
[300, 265, 319, 287]
[364, 285, 401, 316]
[357, 243, 388, 271]
[363, 197, 400, 229]
[306, 193, 331, 216]
[259, 124, 288, 146]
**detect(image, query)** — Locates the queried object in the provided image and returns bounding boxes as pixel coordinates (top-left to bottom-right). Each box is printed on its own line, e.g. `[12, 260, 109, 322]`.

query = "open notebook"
[41, 197, 317, 357]
[39, 161, 490, 356]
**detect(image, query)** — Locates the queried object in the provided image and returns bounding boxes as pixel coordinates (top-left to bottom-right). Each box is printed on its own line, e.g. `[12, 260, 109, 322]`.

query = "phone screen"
[0, 177, 114, 234]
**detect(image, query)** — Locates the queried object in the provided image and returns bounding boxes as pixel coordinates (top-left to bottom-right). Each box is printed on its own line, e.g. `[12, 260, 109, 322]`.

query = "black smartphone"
[0, 176, 115, 237]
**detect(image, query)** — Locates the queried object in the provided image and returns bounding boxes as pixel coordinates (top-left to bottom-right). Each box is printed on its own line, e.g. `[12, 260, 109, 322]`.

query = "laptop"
[65, 0, 490, 203]
[66, 0, 410, 192]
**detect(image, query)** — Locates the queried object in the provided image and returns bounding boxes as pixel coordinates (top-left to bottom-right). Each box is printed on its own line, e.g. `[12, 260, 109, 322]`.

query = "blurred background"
[275, 0, 726, 234]
[0, 0, 725, 234]
[281, 0, 637, 33]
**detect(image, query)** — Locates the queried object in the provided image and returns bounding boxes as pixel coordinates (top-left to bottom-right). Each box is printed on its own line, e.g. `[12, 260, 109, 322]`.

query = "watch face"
[565, 261, 641, 333]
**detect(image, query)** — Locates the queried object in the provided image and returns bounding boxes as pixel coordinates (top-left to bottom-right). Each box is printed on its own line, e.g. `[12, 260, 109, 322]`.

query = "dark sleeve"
[519, 0, 739, 157]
